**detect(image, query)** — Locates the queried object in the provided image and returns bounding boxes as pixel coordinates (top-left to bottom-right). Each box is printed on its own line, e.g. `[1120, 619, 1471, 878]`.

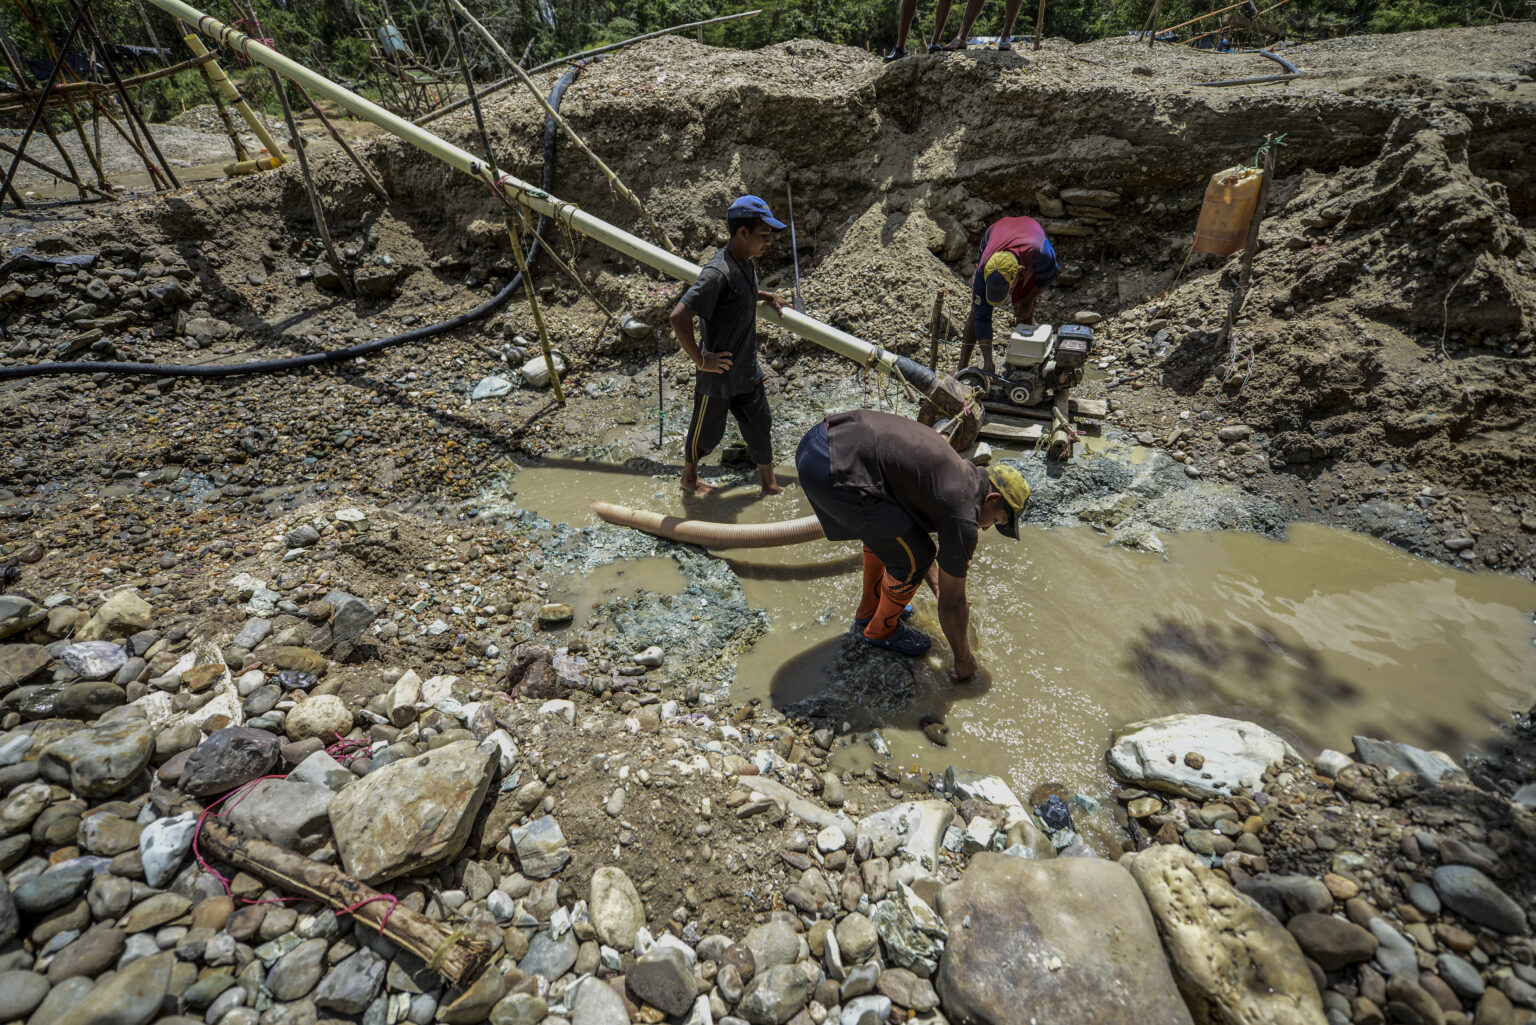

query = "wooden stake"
[297, 85, 390, 200]
[1216, 138, 1275, 350]
[1034, 0, 1047, 49]
[196, 819, 493, 987]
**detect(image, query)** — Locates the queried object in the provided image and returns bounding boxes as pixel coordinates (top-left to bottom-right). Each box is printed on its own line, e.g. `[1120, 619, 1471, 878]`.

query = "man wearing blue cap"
[671, 195, 790, 496]
[957, 215, 1058, 375]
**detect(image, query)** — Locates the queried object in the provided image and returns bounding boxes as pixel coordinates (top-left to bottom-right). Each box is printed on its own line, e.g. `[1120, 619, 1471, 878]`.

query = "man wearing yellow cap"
[794, 410, 1030, 681]
[958, 215, 1058, 374]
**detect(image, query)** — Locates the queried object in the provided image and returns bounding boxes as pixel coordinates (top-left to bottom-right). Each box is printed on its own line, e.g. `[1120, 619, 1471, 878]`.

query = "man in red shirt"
[957, 216, 1058, 374]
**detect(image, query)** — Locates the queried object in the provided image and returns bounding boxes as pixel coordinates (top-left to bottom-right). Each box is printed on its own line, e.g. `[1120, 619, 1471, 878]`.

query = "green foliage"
[0, 0, 1510, 130]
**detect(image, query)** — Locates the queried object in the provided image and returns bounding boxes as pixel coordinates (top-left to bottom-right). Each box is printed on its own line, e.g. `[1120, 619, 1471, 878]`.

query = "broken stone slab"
[1351, 736, 1468, 785]
[330, 738, 497, 885]
[1107, 714, 1297, 800]
[857, 801, 954, 873]
[60, 641, 128, 681]
[510, 815, 572, 880]
[388, 669, 422, 727]
[936, 853, 1192, 1025]
[1129, 844, 1324, 1025]
[871, 883, 947, 977]
[308, 593, 378, 661]
[130, 639, 242, 734]
[1059, 187, 1120, 208]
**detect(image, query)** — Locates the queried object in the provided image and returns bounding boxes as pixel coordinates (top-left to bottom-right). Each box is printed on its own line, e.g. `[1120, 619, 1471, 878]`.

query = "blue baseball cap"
[727, 195, 786, 230]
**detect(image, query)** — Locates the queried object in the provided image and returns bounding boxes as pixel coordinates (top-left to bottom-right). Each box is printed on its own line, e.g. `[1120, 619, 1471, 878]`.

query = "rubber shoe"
[854, 605, 914, 630]
[883, 46, 908, 62]
[863, 623, 932, 657]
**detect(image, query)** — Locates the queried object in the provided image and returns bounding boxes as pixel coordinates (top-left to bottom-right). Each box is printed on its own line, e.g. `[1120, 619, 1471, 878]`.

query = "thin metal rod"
[1, 12, 84, 210]
[442, 0, 563, 405]
[416, 10, 762, 127]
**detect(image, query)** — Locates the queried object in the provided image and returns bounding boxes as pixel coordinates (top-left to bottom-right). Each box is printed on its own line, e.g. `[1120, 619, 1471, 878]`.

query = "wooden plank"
[979, 421, 1044, 443]
[1071, 397, 1108, 419]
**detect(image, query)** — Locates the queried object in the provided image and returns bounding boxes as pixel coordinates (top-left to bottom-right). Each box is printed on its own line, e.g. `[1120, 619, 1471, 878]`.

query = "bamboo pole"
[11, 0, 113, 192]
[1, 12, 83, 210]
[143, 0, 948, 394]
[178, 27, 286, 162]
[928, 292, 944, 371]
[197, 819, 493, 986]
[1144, 0, 1165, 44]
[75, 5, 180, 190]
[0, 20, 86, 198]
[0, 52, 217, 111]
[1181, 0, 1295, 45]
[416, 10, 763, 127]
[1034, 0, 1046, 49]
[444, 0, 678, 254]
[0, 138, 113, 199]
[1160, 0, 1266, 35]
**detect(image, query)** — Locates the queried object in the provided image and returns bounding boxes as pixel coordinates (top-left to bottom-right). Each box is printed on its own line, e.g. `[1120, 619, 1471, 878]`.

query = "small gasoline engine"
[956, 323, 1095, 410]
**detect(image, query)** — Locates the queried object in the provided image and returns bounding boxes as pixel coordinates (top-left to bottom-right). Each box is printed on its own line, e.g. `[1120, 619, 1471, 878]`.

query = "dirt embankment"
[2, 23, 1534, 574]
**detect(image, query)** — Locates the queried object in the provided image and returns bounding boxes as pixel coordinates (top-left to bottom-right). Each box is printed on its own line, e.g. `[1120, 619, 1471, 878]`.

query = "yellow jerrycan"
[1193, 166, 1264, 256]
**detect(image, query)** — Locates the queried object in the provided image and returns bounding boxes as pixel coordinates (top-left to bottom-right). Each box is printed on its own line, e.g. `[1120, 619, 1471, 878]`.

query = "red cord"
[192, 761, 400, 933]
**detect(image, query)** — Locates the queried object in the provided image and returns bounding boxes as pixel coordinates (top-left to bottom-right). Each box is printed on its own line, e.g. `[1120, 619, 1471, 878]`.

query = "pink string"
[191, 761, 402, 934]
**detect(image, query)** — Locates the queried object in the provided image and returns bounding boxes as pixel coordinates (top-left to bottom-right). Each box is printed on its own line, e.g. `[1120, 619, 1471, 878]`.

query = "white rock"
[1314, 749, 1354, 779]
[334, 508, 369, 532]
[521, 351, 567, 388]
[482, 730, 519, 774]
[1107, 713, 1297, 800]
[970, 442, 993, 466]
[816, 825, 848, 853]
[632, 646, 664, 668]
[540, 699, 576, 724]
[139, 811, 198, 888]
[419, 675, 457, 704]
[471, 376, 513, 400]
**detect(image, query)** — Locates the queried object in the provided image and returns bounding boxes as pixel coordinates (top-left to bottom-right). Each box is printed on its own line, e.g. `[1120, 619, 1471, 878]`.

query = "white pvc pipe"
[147, 0, 916, 380]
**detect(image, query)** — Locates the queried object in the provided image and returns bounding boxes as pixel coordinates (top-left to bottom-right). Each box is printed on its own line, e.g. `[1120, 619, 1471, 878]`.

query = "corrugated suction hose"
[590, 501, 826, 548]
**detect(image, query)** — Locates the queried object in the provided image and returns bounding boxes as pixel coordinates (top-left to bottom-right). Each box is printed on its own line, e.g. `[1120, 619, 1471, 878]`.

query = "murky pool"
[501, 456, 1536, 812]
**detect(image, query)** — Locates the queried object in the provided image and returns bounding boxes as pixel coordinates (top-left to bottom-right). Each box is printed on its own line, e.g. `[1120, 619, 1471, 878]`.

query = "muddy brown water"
[504, 457, 1536, 825]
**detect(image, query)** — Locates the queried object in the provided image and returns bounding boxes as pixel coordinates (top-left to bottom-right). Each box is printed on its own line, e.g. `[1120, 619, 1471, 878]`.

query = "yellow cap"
[986, 464, 1030, 539]
[983, 251, 1021, 305]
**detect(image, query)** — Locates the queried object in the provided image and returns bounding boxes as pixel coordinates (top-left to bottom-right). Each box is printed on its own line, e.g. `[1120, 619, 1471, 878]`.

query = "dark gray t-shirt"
[680, 247, 761, 398]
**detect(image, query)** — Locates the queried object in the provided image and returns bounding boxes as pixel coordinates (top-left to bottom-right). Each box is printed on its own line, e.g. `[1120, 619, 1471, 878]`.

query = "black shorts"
[796, 420, 935, 585]
[685, 381, 773, 466]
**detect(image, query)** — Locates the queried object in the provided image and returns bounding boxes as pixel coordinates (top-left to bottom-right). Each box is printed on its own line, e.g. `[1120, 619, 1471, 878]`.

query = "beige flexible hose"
[590, 501, 826, 548]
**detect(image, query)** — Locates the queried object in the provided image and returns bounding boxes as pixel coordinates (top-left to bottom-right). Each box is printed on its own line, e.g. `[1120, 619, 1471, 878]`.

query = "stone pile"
[1110, 714, 1536, 1025]
[3, 581, 1535, 1025]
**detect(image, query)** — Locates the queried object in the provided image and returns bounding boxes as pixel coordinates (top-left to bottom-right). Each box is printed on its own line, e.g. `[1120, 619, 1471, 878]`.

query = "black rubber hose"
[1197, 48, 1300, 87]
[0, 66, 582, 382]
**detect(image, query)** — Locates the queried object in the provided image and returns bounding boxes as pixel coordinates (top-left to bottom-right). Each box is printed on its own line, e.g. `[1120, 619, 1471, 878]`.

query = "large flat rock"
[935, 853, 1192, 1025]
[1107, 714, 1296, 799]
[329, 738, 496, 885]
[1130, 844, 1325, 1025]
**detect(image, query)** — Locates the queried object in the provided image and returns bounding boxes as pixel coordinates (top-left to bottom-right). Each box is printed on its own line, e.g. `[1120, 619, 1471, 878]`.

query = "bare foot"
[757, 465, 783, 496]
[681, 475, 717, 496]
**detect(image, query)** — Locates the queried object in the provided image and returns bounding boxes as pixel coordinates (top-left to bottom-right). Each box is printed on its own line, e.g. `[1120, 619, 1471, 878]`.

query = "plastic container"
[1193, 166, 1264, 256]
